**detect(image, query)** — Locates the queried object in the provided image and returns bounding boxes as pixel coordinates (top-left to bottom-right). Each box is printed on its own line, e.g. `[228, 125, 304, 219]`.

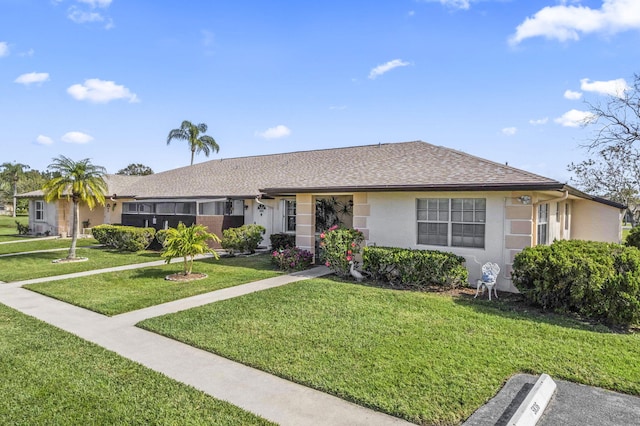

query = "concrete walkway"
[0, 261, 412, 426]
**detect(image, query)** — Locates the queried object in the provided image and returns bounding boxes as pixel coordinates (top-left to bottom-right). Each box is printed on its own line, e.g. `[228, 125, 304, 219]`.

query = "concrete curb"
[507, 374, 557, 426]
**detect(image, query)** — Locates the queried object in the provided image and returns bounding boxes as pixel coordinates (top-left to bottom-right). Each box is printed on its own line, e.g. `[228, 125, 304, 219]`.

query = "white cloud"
[0, 42, 9, 57]
[580, 77, 629, 97]
[420, 0, 471, 10]
[554, 109, 596, 127]
[61, 131, 94, 144]
[529, 117, 549, 125]
[501, 127, 517, 136]
[67, 78, 139, 103]
[77, 0, 112, 7]
[19, 48, 35, 57]
[564, 89, 583, 100]
[256, 125, 291, 139]
[368, 59, 410, 80]
[509, 0, 640, 45]
[35, 135, 54, 145]
[14, 72, 50, 86]
[68, 7, 104, 23]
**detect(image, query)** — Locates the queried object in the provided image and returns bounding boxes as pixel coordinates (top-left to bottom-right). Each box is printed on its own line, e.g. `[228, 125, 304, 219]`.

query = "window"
[556, 202, 561, 222]
[284, 200, 296, 232]
[35, 200, 44, 221]
[564, 203, 570, 231]
[537, 203, 548, 245]
[123, 203, 137, 214]
[417, 198, 485, 248]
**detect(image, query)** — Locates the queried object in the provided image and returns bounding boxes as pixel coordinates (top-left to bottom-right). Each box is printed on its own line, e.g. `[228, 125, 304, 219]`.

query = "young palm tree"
[42, 156, 107, 260]
[0, 162, 30, 217]
[161, 222, 221, 276]
[166, 120, 219, 165]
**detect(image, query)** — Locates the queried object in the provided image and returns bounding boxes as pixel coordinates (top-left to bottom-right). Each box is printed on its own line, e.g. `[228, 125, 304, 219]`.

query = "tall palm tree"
[42, 156, 107, 260]
[166, 120, 219, 165]
[0, 162, 30, 217]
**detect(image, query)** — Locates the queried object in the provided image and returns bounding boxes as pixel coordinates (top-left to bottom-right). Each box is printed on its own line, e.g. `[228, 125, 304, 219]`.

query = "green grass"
[0, 215, 27, 241]
[0, 237, 99, 255]
[139, 278, 640, 425]
[26, 255, 281, 315]
[0, 303, 273, 425]
[0, 247, 161, 282]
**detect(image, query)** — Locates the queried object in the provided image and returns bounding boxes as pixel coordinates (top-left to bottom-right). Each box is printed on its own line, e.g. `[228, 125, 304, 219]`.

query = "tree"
[117, 163, 154, 176]
[585, 73, 640, 150]
[42, 156, 107, 260]
[161, 223, 220, 276]
[568, 145, 640, 224]
[0, 162, 30, 217]
[166, 120, 219, 165]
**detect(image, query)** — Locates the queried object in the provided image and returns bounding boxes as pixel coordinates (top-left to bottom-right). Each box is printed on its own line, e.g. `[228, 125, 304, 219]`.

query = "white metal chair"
[474, 262, 500, 301]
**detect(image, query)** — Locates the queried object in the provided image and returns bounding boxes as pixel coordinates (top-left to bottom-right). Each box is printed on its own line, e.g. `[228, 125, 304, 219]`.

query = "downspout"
[532, 190, 569, 245]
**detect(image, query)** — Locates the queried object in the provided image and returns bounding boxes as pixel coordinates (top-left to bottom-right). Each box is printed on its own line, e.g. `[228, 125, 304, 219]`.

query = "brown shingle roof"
[18, 174, 143, 198]
[129, 141, 562, 199]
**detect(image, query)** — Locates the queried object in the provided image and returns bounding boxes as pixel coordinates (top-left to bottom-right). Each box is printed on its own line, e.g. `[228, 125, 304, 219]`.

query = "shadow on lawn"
[451, 290, 623, 335]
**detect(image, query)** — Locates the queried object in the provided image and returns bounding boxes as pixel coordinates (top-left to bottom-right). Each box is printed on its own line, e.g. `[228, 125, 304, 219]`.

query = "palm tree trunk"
[12, 183, 17, 218]
[190, 148, 195, 166]
[68, 201, 79, 259]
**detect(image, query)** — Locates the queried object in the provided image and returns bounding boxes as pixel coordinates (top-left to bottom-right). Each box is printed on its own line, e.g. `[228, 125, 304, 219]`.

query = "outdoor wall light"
[518, 195, 532, 205]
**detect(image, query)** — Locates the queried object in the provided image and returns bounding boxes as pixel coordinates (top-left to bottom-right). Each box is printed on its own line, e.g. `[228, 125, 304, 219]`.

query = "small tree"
[0, 162, 30, 217]
[42, 156, 107, 260]
[161, 223, 220, 276]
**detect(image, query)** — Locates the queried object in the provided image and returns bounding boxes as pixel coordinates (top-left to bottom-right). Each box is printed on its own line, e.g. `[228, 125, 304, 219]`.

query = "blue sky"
[1, 0, 639, 182]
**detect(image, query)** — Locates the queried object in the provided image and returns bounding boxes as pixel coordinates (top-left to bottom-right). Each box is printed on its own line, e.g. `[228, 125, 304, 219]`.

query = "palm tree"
[42, 156, 107, 260]
[0, 162, 30, 217]
[161, 222, 221, 276]
[166, 120, 219, 165]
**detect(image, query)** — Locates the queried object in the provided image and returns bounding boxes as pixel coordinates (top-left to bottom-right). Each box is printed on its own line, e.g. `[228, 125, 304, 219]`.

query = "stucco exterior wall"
[571, 199, 622, 243]
[365, 191, 515, 291]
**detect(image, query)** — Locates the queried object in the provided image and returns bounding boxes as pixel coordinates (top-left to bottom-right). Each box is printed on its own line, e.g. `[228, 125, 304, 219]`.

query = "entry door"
[254, 203, 273, 246]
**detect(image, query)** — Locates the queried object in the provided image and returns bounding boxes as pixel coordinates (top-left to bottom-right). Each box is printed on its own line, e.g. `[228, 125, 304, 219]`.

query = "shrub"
[155, 229, 169, 246]
[362, 246, 468, 290]
[271, 247, 314, 272]
[270, 233, 296, 250]
[15, 221, 30, 235]
[221, 224, 266, 255]
[92, 224, 156, 252]
[512, 240, 640, 327]
[162, 223, 220, 275]
[625, 226, 640, 249]
[319, 226, 365, 278]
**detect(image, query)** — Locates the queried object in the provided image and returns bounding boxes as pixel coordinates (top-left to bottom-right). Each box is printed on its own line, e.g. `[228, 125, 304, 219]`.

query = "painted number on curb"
[531, 402, 541, 415]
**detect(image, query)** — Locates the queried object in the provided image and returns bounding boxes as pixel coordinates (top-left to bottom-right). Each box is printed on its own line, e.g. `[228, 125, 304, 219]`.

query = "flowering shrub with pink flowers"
[319, 225, 365, 278]
[271, 247, 314, 272]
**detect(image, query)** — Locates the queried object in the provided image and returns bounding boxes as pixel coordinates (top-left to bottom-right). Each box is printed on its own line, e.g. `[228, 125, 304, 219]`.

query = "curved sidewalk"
[0, 263, 412, 426]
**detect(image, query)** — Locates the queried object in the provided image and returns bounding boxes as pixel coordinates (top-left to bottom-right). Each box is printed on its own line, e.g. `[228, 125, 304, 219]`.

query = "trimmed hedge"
[362, 246, 468, 290]
[221, 224, 265, 255]
[92, 224, 156, 252]
[270, 233, 296, 250]
[512, 240, 640, 327]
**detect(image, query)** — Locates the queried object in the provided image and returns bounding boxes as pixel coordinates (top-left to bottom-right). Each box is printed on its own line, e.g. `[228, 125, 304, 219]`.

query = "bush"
[319, 226, 365, 278]
[155, 229, 169, 246]
[271, 247, 314, 272]
[625, 226, 640, 249]
[92, 224, 156, 252]
[362, 246, 468, 290]
[512, 240, 640, 327]
[221, 224, 266, 255]
[270, 233, 296, 250]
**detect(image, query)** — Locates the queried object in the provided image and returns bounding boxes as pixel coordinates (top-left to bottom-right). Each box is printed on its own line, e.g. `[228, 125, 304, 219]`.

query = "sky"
[1, 0, 639, 183]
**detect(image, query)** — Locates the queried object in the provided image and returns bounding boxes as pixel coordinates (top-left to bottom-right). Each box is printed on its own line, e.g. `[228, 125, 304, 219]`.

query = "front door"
[253, 202, 273, 247]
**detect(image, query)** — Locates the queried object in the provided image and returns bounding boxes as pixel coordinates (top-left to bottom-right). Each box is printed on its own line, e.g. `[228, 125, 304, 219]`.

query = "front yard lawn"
[0, 248, 160, 282]
[25, 254, 281, 315]
[0, 303, 272, 425]
[0, 237, 98, 255]
[138, 278, 640, 425]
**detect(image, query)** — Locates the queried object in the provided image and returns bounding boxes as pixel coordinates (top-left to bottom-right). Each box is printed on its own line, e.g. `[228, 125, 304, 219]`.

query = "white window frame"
[537, 203, 549, 245]
[417, 198, 486, 249]
[284, 199, 296, 233]
[35, 200, 45, 221]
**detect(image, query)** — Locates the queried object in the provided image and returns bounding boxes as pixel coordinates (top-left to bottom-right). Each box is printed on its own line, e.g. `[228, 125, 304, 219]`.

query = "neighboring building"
[20, 141, 624, 292]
